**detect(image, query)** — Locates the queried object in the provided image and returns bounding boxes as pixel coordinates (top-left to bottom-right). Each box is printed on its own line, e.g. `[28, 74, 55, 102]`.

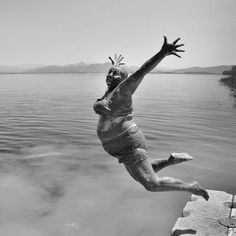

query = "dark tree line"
[221, 66, 236, 89]
[223, 66, 236, 76]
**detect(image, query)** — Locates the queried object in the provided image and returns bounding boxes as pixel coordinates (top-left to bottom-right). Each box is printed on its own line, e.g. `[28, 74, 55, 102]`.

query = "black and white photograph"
[0, 0, 235, 235]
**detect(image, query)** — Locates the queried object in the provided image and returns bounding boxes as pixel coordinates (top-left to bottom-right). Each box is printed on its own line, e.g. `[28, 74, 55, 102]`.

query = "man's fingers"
[173, 38, 181, 45]
[175, 44, 184, 48]
[176, 49, 185, 52]
[163, 35, 167, 44]
[171, 52, 181, 58]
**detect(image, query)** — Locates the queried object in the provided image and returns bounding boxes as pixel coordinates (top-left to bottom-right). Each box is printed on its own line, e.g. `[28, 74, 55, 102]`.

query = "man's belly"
[97, 115, 135, 141]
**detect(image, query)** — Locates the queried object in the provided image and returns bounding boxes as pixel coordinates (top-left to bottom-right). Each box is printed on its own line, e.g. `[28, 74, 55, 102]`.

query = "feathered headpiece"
[108, 54, 125, 67]
[108, 54, 128, 81]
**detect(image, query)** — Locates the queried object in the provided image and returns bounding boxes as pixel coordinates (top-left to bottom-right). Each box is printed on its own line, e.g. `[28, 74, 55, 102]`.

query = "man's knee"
[141, 177, 161, 192]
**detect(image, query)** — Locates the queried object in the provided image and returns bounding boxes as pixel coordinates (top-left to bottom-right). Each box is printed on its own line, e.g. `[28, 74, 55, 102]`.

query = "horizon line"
[0, 62, 234, 69]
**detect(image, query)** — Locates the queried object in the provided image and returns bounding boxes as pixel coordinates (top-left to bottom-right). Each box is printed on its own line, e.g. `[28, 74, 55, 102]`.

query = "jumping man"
[93, 36, 209, 200]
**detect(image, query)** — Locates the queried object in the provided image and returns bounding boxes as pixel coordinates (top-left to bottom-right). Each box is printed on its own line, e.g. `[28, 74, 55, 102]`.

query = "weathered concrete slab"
[228, 202, 236, 236]
[171, 190, 236, 236]
[172, 216, 227, 236]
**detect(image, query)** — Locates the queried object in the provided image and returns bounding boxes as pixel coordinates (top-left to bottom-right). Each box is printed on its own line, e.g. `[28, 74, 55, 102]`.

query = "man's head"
[106, 55, 128, 90]
[106, 66, 128, 90]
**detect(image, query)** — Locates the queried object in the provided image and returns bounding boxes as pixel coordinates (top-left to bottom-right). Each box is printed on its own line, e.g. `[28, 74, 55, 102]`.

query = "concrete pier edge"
[171, 190, 236, 236]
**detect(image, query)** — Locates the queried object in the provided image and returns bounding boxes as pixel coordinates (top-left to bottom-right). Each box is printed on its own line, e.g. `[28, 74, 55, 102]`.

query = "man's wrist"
[160, 48, 168, 57]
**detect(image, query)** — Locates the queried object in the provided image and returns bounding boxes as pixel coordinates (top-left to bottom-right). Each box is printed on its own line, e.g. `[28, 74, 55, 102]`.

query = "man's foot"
[190, 181, 209, 201]
[169, 153, 193, 165]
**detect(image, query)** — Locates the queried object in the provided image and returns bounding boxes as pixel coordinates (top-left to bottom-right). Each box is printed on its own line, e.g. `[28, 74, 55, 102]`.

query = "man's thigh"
[123, 148, 157, 185]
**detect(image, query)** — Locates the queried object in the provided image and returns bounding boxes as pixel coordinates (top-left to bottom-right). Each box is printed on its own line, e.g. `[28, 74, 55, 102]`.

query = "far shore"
[220, 76, 236, 89]
[220, 65, 236, 90]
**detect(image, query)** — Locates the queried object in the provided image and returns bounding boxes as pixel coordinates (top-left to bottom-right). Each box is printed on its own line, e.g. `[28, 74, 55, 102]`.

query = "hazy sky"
[0, 0, 235, 68]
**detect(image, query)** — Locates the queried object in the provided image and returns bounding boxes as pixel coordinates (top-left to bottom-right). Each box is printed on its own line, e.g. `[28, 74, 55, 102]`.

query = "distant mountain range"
[0, 64, 43, 73]
[170, 65, 233, 74]
[0, 62, 233, 75]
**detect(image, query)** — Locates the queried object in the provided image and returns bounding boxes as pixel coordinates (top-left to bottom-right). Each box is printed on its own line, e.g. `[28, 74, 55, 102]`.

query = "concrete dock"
[171, 190, 236, 236]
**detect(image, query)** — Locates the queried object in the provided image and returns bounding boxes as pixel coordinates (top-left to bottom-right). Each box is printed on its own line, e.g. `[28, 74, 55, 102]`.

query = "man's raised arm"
[118, 36, 184, 96]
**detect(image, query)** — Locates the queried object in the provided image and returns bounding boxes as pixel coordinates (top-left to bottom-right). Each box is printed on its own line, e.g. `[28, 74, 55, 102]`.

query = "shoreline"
[220, 76, 236, 89]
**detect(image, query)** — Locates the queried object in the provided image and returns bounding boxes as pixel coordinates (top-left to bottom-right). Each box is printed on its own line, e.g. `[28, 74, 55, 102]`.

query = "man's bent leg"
[151, 153, 193, 173]
[123, 149, 209, 201]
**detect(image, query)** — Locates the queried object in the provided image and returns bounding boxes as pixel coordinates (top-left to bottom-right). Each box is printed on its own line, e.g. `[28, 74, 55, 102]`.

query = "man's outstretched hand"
[161, 36, 185, 58]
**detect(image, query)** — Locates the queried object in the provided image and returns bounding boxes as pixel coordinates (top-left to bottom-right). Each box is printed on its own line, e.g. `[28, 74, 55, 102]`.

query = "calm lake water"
[0, 73, 235, 236]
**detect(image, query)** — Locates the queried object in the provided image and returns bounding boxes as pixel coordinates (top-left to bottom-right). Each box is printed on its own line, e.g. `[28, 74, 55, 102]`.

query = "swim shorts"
[101, 125, 148, 164]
